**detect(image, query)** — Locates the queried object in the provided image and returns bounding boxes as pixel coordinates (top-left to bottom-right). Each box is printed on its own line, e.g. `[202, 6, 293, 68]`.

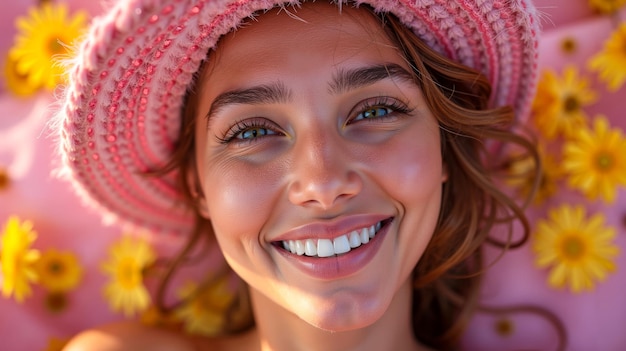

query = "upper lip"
[272, 214, 391, 242]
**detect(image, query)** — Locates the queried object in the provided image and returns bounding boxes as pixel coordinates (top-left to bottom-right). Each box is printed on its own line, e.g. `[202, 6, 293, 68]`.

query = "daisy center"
[0, 168, 9, 190]
[47, 36, 65, 56]
[561, 235, 586, 260]
[48, 260, 66, 276]
[560, 37, 577, 54]
[46, 292, 68, 312]
[595, 152, 614, 171]
[116, 258, 142, 289]
[563, 95, 580, 113]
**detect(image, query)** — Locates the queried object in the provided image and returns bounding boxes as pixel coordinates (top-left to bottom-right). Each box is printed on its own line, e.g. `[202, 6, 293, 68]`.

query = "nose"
[287, 131, 363, 210]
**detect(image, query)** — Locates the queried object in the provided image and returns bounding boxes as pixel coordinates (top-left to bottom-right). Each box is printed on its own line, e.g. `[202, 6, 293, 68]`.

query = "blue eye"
[355, 107, 391, 121]
[217, 118, 281, 144]
[349, 97, 413, 125]
[237, 127, 275, 140]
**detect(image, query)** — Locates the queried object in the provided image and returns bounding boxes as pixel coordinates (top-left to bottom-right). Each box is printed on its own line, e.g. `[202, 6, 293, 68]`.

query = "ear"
[441, 161, 449, 183]
[186, 161, 211, 219]
[195, 189, 210, 220]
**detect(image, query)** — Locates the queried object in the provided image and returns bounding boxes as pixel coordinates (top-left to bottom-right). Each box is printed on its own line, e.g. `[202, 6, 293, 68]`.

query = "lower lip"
[275, 222, 390, 280]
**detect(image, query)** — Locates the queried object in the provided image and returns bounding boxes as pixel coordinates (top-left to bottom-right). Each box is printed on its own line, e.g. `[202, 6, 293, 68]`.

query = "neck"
[247, 278, 424, 351]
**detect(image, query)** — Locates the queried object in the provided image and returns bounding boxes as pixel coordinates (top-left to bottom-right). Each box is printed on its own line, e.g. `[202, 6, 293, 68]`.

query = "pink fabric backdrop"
[0, 1, 624, 350]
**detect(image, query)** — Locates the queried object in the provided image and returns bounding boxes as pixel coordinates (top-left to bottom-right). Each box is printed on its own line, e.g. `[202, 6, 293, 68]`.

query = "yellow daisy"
[533, 205, 619, 293]
[532, 66, 597, 139]
[507, 145, 563, 205]
[43, 337, 69, 351]
[3, 53, 40, 96]
[589, 23, 626, 92]
[101, 236, 156, 317]
[588, 0, 626, 14]
[174, 277, 234, 336]
[560, 37, 578, 55]
[563, 116, 626, 203]
[0, 166, 10, 191]
[44, 291, 69, 314]
[0, 216, 40, 303]
[34, 249, 83, 292]
[140, 305, 178, 327]
[9, 3, 87, 91]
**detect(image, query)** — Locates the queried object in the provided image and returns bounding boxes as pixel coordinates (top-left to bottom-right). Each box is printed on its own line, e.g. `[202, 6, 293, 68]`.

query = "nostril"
[288, 165, 363, 208]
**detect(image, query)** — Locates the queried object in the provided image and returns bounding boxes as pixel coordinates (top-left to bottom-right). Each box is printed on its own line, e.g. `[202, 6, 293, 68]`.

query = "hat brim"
[56, 0, 539, 235]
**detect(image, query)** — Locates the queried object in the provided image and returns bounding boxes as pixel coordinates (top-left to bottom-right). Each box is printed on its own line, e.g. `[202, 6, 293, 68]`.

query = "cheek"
[370, 134, 444, 199]
[201, 161, 281, 244]
[381, 135, 444, 269]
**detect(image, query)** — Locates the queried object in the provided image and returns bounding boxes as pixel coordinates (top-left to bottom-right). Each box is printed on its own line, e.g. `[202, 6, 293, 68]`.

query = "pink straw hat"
[55, 0, 540, 236]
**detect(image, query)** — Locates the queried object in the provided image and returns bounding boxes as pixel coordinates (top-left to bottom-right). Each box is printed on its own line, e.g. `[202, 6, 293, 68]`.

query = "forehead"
[220, 2, 385, 47]
[200, 2, 401, 90]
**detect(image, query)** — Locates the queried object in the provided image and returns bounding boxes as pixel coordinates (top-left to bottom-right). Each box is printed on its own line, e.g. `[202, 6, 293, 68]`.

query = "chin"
[298, 297, 386, 333]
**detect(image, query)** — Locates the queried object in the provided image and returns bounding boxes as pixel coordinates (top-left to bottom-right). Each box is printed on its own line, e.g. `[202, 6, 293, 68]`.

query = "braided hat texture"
[55, 0, 540, 235]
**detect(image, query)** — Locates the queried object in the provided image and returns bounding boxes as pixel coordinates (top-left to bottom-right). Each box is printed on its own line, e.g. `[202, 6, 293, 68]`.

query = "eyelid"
[215, 117, 283, 144]
[347, 96, 414, 124]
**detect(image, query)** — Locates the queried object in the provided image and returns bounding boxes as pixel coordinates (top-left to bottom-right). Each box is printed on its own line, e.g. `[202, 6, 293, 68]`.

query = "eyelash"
[347, 96, 413, 124]
[216, 118, 280, 144]
[216, 96, 414, 144]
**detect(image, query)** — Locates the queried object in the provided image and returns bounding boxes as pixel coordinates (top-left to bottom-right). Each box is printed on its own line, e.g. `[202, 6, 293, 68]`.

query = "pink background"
[0, 1, 624, 350]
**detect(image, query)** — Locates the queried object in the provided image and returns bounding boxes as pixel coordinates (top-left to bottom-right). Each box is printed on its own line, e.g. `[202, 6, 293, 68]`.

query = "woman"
[55, 0, 540, 350]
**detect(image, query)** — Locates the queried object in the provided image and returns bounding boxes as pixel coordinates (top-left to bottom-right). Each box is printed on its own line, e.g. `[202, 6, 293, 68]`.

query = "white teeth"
[360, 228, 369, 244]
[281, 221, 384, 258]
[295, 240, 305, 256]
[317, 239, 334, 257]
[333, 235, 350, 255]
[348, 230, 361, 248]
[305, 239, 317, 256]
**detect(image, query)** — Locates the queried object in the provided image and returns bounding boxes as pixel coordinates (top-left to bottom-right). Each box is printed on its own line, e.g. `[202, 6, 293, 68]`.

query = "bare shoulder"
[62, 321, 200, 351]
[62, 321, 258, 351]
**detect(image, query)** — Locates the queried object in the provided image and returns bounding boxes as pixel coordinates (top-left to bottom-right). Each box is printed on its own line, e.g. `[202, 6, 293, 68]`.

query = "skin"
[194, 2, 446, 350]
[64, 3, 445, 351]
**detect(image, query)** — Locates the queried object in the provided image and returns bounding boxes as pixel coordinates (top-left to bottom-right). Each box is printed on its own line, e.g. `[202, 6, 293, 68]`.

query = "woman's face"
[194, 3, 446, 331]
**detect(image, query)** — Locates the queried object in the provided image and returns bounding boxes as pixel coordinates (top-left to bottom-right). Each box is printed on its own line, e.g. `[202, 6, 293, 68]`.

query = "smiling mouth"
[278, 218, 392, 258]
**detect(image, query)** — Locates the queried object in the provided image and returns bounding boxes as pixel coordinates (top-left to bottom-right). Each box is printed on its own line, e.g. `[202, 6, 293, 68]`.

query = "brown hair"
[155, 6, 540, 351]
[378, 12, 538, 350]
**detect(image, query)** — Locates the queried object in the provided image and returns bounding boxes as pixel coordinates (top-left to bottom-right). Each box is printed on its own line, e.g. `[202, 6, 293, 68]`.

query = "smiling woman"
[53, 0, 541, 350]
[190, 7, 445, 338]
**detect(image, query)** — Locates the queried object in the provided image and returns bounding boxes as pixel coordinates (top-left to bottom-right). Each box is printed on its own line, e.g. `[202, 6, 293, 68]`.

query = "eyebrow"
[328, 63, 415, 95]
[206, 81, 292, 121]
[205, 63, 415, 121]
